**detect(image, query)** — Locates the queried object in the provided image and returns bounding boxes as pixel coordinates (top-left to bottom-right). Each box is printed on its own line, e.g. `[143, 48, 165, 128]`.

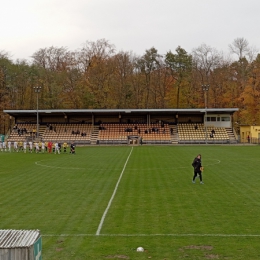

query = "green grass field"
[1, 145, 260, 259]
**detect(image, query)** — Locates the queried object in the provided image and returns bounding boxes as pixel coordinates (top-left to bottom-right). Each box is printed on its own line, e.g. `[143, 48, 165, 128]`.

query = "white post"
[202, 84, 210, 144]
[34, 86, 41, 139]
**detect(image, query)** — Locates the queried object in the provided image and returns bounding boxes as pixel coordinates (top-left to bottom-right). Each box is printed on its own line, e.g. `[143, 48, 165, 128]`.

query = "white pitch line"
[35, 160, 84, 170]
[42, 233, 260, 237]
[96, 146, 134, 236]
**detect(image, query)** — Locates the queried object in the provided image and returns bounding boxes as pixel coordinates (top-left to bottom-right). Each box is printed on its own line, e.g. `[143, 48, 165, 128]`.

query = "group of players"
[0, 140, 76, 154]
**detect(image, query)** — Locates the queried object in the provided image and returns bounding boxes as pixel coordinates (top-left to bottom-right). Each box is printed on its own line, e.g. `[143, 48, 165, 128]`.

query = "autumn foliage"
[1, 38, 260, 132]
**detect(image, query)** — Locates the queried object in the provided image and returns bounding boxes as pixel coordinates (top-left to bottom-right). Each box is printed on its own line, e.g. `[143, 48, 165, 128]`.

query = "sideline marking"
[35, 160, 84, 170]
[43, 233, 260, 237]
[96, 146, 134, 236]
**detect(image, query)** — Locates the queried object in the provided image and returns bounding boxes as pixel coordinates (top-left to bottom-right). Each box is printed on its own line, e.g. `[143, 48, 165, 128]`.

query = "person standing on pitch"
[41, 141, 45, 153]
[54, 142, 60, 154]
[48, 141, 52, 153]
[35, 142, 39, 153]
[2, 140, 7, 152]
[29, 141, 33, 153]
[192, 154, 203, 184]
[70, 143, 76, 154]
[8, 141, 12, 152]
[23, 141, 27, 153]
[63, 142, 68, 153]
[14, 141, 18, 152]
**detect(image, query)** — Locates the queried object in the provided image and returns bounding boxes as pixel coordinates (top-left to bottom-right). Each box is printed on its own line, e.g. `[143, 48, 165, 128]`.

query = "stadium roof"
[4, 108, 239, 117]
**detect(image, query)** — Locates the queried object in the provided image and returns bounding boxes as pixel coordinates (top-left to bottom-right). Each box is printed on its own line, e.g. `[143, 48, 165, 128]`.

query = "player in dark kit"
[70, 143, 76, 154]
[192, 154, 204, 184]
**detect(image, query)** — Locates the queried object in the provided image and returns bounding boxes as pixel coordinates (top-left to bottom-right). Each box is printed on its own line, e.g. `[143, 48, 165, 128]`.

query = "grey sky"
[1, 0, 259, 61]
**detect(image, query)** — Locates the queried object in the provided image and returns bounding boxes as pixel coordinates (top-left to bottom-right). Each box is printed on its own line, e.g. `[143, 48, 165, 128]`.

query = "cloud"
[1, 0, 260, 60]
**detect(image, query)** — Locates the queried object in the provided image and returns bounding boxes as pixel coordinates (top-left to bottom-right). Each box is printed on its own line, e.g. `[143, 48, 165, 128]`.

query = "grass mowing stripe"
[96, 146, 134, 235]
[42, 233, 260, 237]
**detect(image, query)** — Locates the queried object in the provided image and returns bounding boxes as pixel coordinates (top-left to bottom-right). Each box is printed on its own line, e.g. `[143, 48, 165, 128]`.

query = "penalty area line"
[42, 233, 260, 237]
[95, 146, 134, 236]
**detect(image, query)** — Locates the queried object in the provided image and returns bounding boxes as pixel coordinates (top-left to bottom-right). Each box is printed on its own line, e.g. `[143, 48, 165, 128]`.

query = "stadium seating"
[42, 124, 92, 143]
[98, 123, 171, 144]
[7, 123, 93, 144]
[6, 122, 231, 145]
[177, 123, 230, 143]
[7, 123, 37, 142]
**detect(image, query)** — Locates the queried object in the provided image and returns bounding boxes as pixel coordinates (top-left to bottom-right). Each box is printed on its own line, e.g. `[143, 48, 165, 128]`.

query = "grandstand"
[3, 108, 239, 145]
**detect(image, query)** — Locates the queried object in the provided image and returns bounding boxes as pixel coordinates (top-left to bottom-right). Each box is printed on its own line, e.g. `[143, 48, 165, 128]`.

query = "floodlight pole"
[202, 84, 210, 144]
[34, 86, 41, 139]
[9, 116, 12, 132]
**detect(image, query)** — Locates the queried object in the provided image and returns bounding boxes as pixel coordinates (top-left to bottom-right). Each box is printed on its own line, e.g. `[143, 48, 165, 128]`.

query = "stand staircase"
[170, 125, 178, 144]
[90, 126, 99, 145]
[226, 127, 237, 143]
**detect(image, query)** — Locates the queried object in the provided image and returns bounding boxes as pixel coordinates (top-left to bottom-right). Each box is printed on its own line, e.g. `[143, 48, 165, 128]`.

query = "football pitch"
[1, 145, 260, 259]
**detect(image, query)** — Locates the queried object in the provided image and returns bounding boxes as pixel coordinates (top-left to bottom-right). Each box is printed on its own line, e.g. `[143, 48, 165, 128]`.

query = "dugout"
[0, 229, 42, 260]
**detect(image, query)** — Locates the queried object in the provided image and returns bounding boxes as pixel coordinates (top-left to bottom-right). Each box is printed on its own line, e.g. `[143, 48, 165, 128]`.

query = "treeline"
[1, 38, 260, 132]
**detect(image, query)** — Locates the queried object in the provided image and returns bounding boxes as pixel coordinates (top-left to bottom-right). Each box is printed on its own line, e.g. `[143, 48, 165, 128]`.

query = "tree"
[0, 53, 13, 133]
[111, 51, 135, 108]
[239, 56, 260, 125]
[192, 44, 223, 108]
[229, 37, 259, 62]
[32, 46, 73, 108]
[229, 37, 250, 60]
[137, 47, 161, 108]
[79, 39, 115, 108]
[165, 46, 192, 108]
[192, 44, 222, 83]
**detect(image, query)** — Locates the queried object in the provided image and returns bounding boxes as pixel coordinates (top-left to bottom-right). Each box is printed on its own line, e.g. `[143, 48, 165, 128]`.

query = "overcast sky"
[1, 0, 259, 61]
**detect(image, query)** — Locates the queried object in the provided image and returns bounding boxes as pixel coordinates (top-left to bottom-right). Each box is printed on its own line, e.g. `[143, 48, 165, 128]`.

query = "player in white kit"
[41, 141, 45, 153]
[54, 142, 60, 154]
[2, 141, 7, 152]
[8, 141, 12, 152]
[14, 141, 18, 152]
[29, 141, 33, 153]
[23, 141, 27, 153]
[35, 142, 39, 153]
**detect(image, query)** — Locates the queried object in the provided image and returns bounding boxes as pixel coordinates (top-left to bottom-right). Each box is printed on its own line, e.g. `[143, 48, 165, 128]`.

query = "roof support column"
[92, 113, 95, 128]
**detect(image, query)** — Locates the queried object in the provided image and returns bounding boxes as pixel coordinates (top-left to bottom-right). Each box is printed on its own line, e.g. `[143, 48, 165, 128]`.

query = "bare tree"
[247, 45, 259, 62]
[192, 44, 222, 83]
[0, 50, 10, 59]
[32, 46, 69, 71]
[79, 39, 115, 73]
[78, 39, 116, 108]
[229, 37, 250, 60]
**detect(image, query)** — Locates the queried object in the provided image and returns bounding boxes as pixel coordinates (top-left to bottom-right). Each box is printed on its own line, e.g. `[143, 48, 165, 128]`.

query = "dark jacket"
[192, 157, 202, 173]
